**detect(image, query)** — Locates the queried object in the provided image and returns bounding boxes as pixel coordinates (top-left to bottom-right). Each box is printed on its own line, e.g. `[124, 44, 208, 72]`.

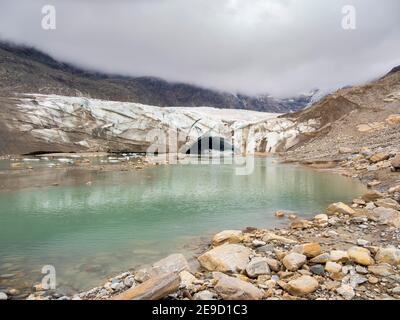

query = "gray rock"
[357, 239, 369, 247]
[246, 257, 271, 278]
[310, 264, 325, 276]
[110, 282, 125, 291]
[0, 292, 8, 300]
[123, 276, 136, 288]
[193, 290, 217, 300]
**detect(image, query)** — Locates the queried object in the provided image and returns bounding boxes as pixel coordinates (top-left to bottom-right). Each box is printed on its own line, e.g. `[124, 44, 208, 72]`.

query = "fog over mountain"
[0, 0, 399, 97]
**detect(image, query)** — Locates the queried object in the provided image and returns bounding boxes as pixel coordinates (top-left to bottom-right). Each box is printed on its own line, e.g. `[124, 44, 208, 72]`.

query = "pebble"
[0, 292, 7, 300]
[357, 239, 369, 246]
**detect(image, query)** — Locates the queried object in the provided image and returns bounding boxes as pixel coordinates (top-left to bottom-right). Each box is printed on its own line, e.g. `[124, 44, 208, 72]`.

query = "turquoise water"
[0, 157, 366, 295]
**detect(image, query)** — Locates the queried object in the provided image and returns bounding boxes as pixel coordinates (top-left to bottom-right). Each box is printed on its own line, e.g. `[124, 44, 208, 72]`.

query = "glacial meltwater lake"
[0, 157, 366, 295]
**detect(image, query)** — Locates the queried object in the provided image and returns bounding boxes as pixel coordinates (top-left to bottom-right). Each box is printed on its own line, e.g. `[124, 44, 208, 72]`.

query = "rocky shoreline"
[12, 148, 399, 301]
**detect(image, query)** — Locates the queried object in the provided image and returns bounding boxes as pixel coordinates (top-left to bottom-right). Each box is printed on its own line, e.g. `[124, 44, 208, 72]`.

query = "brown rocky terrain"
[283, 66, 400, 163]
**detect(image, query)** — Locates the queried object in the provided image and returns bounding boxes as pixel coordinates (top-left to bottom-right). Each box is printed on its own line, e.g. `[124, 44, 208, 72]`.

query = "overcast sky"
[0, 0, 399, 97]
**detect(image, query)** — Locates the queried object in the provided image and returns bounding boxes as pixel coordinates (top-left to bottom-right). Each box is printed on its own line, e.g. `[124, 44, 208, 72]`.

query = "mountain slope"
[283, 65, 400, 161]
[0, 41, 315, 112]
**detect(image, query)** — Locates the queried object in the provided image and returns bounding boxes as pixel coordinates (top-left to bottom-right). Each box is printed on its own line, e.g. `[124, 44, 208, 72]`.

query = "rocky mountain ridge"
[0, 41, 316, 112]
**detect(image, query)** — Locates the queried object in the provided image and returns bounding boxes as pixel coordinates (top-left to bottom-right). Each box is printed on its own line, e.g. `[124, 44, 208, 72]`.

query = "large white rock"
[198, 244, 252, 273]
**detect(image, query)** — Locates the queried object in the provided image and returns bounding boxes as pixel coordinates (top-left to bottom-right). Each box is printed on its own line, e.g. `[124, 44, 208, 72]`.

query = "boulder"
[282, 252, 307, 271]
[372, 207, 400, 228]
[370, 152, 390, 163]
[347, 246, 375, 266]
[391, 154, 400, 170]
[325, 261, 342, 274]
[326, 202, 355, 216]
[212, 230, 243, 247]
[152, 253, 190, 275]
[310, 253, 331, 264]
[262, 232, 298, 244]
[198, 244, 252, 273]
[314, 214, 328, 227]
[213, 272, 264, 300]
[375, 247, 400, 266]
[368, 264, 394, 277]
[245, 257, 271, 278]
[292, 243, 322, 258]
[362, 190, 384, 202]
[386, 114, 400, 125]
[329, 250, 349, 263]
[375, 198, 400, 211]
[265, 258, 281, 272]
[389, 185, 400, 194]
[286, 276, 319, 296]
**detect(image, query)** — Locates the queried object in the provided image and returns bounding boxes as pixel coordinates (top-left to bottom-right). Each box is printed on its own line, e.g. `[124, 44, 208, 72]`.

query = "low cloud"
[0, 0, 399, 96]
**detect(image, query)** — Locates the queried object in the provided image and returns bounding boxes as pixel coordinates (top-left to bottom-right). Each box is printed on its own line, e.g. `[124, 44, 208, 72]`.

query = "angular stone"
[286, 276, 319, 296]
[362, 190, 384, 202]
[336, 284, 355, 300]
[372, 207, 400, 228]
[392, 154, 400, 169]
[326, 202, 355, 216]
[152, 253, 190, 275]
[329, 250, 349, 263]
[179, 271, 197, 290]
[246, 257, 271, 278]
[310, 253, 331, 264]
[292, 243, 322, 258]
[282, 252, 307, 271]
[325, 261, 342, 274]
[310, 264, 325, 276]
[198, 244, 252, 273]
[212, 230, 243, 247]
[265, 258, 281, 272]
[314, 214, 329, 227]
[347, 246, 375, 266]
[262, 231, 298, 244]
[370, 153, 390, 163]
[368, 264, 394, 276]
[375, 247, 400, 266]
[375, 198, 400, 211]
[213, 272, 264, 300]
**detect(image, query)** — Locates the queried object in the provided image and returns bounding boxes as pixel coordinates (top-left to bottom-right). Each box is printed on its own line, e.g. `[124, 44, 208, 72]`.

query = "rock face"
[213, 272, 264, 300]
[212, 230, 243, 247]
[0, 94, 318, 155]
[198, 244, 252, 273]
[286, 276, 319, 296]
